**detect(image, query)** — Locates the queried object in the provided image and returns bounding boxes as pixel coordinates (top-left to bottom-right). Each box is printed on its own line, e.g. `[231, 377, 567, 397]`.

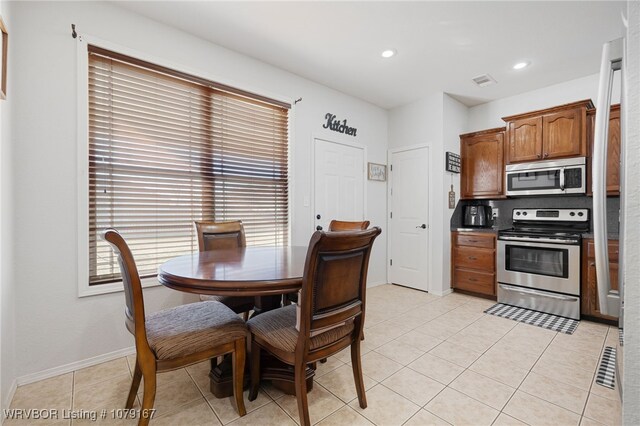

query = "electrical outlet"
[492, 208, 499, 219]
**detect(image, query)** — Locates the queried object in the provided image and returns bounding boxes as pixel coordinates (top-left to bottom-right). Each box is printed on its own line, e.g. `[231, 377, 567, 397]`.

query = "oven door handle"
[499, 235, 580, 245]
[499, 284, 578, 302]
[559, 167, 566, 191]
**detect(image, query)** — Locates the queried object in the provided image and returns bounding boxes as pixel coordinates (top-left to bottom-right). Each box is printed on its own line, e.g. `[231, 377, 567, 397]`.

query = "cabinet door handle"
[469, 278, 478, 282]
[468, 256, 477, 260]
[544, 152, 549, 158]
[590, 262, 596, 266]
[537, 153, 541, 159]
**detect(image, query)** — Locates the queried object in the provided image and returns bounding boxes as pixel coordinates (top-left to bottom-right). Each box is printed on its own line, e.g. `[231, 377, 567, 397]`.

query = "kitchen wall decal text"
[323, 113, 357, 136]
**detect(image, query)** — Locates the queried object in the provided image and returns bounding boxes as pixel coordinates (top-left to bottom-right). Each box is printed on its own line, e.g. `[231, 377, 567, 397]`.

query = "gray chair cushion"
[146, 301, 247, 360]
[247, 305, 354, 353]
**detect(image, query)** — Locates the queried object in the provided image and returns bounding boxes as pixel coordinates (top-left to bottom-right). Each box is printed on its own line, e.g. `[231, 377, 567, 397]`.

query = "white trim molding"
[15, 346, 135, 388]
[2, 379, 17, 423]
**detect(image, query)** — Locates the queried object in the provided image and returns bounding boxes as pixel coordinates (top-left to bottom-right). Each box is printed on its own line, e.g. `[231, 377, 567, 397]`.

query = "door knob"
[316, 225, 323, 231]
[416, 224, 427, 229]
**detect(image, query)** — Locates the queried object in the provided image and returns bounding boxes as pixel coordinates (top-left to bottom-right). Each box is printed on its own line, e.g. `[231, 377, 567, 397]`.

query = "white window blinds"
[88, 46, 289, 285]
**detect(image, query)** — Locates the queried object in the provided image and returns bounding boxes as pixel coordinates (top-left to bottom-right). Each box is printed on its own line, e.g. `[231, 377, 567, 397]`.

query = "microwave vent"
[472, 74, 497, 87]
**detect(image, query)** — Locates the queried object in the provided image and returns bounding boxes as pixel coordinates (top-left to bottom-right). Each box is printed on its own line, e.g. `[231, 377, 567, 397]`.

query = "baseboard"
[16, 346, 135, 387]
[430, 288, 453, 297]
[367, 281, 387, 288]
[2, 378, 17, 424]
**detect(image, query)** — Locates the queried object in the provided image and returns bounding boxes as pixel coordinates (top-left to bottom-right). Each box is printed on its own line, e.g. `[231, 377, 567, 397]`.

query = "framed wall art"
[367, 162, 387, 182]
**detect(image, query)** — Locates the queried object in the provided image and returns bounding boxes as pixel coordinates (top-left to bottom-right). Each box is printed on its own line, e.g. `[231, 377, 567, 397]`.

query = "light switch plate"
[492, 208, 499, 219]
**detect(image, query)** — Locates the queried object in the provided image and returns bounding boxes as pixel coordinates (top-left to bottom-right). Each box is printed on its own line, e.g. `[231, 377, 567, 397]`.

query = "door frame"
[387, 144, 431, 292]
[311, 135, 367, 233]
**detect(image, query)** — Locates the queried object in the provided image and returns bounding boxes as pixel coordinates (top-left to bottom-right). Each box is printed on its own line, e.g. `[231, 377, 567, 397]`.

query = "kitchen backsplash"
[451, 196, 620, 235]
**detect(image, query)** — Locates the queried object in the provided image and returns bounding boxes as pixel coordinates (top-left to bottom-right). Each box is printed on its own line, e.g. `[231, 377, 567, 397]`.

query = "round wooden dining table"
[157, 245, 314, 398]
[158, 245, 308, 297]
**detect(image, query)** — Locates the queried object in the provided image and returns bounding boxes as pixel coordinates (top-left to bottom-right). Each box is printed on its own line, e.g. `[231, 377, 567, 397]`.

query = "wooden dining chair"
[101, 229, 247, 426]
[247, 227, 381, 426]
[195, 220, 255, 320]
[327, 220, 371, 346]
[328, 220, 370, 231]
[286, 220, 371, 307]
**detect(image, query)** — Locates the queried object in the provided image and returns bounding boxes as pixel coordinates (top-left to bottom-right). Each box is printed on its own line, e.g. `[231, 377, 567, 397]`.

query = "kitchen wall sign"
[446, 152, 461, 173]
[323, 113, 357, 136]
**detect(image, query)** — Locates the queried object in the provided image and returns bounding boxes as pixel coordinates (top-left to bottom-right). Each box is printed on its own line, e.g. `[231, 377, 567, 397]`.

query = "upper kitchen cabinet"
[460, 127, 505, 199]
[587, 104, 621, 196]
[505, 116, 543, 163]
[503, 100, 594, 164]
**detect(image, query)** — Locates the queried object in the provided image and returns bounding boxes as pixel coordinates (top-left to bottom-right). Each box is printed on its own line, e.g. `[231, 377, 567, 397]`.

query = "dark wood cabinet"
[460, 127, 505, 199]
[507, 116, 543, 163]
[587, 104, 621, 196]
[451, 231, 496, 297]
[503, 100, 593, 164]
[581, 238, 619, 322]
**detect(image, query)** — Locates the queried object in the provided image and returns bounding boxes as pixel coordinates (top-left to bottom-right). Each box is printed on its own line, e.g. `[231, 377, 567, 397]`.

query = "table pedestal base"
[209, 354, 314, 398]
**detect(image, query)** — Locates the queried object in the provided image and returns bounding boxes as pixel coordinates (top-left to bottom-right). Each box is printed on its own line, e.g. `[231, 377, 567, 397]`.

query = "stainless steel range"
[497, 208, 589, 320]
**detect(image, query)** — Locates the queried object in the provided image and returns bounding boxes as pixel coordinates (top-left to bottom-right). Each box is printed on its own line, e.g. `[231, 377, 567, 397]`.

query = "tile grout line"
[580, 326, 614, 422]
[184, 365, 228, 425]
[495, 328, 584, 425]
[70, 371, 75, 426]
[403, 299, 507, 423]
[438, 309, 542, 425]
[422, 298, 510, 424]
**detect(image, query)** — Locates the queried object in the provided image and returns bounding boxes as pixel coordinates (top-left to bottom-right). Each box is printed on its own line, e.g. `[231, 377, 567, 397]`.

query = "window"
[88, 46, 289, 285]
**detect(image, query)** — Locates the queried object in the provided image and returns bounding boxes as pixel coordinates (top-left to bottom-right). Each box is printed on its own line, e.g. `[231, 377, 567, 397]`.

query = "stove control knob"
[578, 212, 584, 217]
[570, 212, 576, 216]
[516, 212, 521, 216]
[523, 212, 528, 216]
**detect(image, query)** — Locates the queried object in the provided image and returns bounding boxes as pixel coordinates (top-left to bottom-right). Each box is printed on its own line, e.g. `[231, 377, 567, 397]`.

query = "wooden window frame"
[77, 37, 292, 297]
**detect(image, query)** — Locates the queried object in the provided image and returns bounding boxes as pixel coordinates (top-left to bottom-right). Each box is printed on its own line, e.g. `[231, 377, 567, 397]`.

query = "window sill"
[78, 276, 161, 298]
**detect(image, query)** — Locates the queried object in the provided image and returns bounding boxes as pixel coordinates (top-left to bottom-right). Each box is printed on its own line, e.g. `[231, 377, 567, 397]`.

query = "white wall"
[0, 0, 15, 411]
[468, 73, 621, 131]
[441, 95, 467, 290]
[387, 93, 467, 295]
[623, 0, 640, 422]
[9, 1, 388, 381]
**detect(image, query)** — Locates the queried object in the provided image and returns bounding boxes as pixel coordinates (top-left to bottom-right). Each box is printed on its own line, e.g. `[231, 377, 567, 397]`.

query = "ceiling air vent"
[472, 74, 497, 87]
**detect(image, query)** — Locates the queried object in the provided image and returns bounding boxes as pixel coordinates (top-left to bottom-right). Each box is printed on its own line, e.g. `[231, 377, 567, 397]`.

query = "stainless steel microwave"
[505, 157, 586, 197]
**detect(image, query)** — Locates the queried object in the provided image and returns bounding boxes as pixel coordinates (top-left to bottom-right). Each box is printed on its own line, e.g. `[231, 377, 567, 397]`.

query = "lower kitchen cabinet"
[581, 238, 619, 322]
[451, 231, 496, 297]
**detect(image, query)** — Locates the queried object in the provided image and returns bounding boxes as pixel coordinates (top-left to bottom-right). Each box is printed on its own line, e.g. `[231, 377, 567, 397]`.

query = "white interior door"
[388, 146, 429, 291]
[314, 139, 365, 231]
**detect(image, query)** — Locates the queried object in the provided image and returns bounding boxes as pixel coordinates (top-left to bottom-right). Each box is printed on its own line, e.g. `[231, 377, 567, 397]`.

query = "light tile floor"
[5, 285, 621, 426]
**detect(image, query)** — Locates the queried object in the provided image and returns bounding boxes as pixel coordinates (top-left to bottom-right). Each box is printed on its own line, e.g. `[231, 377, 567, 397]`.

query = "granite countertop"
[451, 227, 498, 234]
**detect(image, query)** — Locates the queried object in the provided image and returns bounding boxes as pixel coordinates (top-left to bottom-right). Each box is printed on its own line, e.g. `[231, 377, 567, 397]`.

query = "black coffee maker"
[463, 205, 491, 227]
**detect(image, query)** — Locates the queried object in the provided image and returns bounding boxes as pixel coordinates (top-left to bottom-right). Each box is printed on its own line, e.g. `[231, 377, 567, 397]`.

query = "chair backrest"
[296, 227, 381, 353]
[101, 229, 151, 354]
[195, 220, 246, 252]
[327, 220, 370, 231]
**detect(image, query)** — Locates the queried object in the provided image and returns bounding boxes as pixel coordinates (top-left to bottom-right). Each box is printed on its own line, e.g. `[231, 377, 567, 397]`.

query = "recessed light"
[513, 61, 530, 70]
[381, 49, 397, 58]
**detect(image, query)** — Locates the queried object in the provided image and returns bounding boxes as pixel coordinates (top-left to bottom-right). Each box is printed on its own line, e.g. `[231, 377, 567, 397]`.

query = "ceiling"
[116, 1, 626, 109]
